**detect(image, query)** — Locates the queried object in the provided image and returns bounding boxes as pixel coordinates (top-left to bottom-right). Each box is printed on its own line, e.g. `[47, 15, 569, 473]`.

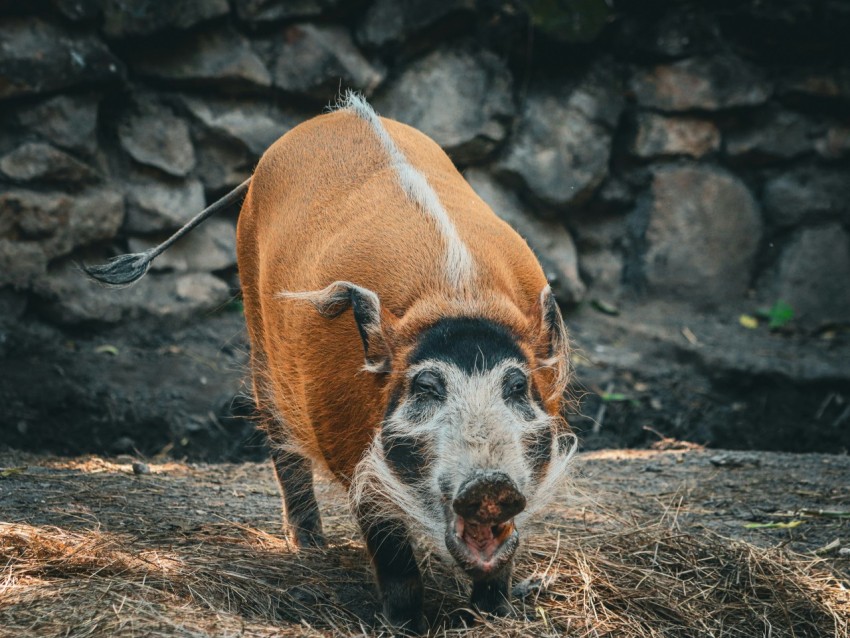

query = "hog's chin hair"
[350, 427, 579, 557]
[519, 430, 579, 527]
[351, 440, 449, 558]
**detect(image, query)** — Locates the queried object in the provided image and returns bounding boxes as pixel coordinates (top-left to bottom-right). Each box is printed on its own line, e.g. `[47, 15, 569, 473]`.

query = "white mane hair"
[332, 90, 475, 291]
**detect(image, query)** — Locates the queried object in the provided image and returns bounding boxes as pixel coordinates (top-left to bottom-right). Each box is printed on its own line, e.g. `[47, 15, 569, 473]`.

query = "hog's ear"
[530, 285, 571, 403]
[279, 281, 396, 373]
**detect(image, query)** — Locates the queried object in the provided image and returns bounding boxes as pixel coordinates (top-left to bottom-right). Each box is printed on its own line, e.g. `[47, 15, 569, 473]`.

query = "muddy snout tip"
[446, 472, 526, 574]
[451, 471, 527, 524]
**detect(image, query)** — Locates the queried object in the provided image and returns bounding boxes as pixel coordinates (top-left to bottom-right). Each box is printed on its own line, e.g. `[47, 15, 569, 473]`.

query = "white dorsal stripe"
[337, 91, 475, 290]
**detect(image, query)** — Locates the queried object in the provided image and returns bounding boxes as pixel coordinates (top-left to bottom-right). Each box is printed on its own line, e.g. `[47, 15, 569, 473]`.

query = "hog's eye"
[503, 368, 528, 400]
[411, 370, 446, 400]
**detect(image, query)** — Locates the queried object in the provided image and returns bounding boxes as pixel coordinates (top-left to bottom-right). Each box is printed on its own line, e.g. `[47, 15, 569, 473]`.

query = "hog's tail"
[83, 177, 252, 287]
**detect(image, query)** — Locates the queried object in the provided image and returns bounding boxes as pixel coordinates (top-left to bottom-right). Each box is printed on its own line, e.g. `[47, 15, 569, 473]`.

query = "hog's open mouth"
[445, 514, 519, 576]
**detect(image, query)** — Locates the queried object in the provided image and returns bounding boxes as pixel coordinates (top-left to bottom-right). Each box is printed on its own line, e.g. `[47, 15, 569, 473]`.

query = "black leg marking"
[470, 564, 514, 617]
[357, 512, 425, 634]
[272, 448, 325, 548]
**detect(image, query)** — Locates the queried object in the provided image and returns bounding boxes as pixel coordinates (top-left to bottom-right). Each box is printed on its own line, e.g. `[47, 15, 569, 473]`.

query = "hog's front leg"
[470, 563, 514, 616]
[357, 511, 425, 634]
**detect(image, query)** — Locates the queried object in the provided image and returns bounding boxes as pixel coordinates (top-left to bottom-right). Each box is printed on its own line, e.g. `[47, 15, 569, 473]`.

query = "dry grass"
[2, 449, 848, 637]
[2, 514, 847, 637]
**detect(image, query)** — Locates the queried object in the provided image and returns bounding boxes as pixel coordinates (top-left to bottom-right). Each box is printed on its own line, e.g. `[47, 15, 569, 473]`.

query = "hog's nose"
[452, 471, 526, 524]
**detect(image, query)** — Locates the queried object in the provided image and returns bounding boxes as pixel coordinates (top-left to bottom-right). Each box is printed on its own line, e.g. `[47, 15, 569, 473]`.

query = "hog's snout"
[452, 471, 526, 524]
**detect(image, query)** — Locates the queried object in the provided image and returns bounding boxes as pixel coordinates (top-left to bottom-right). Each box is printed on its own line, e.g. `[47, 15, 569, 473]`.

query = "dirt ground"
[565, 299, 850, 455]
[2, 447, 848, 637]
[3, 296, 848, 463]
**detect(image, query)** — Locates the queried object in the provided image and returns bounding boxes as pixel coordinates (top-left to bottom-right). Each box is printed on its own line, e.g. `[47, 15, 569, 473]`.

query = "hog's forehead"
[407, 317, 527, 374]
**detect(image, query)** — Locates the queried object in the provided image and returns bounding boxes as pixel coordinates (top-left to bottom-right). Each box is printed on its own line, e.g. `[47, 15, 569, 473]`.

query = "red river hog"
[86, 92, 577, 633]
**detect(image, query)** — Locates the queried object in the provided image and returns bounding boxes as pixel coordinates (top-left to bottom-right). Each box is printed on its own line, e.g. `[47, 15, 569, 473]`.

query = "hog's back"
[237, 111, 547, 482]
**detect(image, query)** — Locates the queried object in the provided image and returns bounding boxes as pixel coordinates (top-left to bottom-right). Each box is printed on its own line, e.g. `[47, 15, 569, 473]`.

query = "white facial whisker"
[350, 357, 576, 557]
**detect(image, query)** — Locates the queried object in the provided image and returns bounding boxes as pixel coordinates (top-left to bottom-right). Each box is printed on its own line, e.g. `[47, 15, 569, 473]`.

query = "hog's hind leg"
[272, 447, 326, 548]
[251, 367, 324, 548]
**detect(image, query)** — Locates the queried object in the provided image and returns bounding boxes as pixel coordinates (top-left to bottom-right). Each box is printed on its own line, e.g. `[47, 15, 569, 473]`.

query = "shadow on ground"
[1, 448, 847, 637]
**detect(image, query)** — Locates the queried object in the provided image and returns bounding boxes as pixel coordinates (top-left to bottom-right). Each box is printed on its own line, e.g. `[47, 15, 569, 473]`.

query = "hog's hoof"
[290, 527, 326, 549]
[381, 577, 425, 635]
[470, 577, 514, 617]
[382, 605, 426, 636]
[286, 515, 326, 549]
[383, 612, 426, 636]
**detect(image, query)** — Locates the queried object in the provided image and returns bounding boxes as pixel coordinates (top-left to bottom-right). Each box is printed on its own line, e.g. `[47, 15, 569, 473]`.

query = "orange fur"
[237, 110, 566, 483]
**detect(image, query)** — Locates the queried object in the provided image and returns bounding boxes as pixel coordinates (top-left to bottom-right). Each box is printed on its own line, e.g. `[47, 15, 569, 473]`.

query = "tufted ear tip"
[529, 285, 571, 404]
[279, 281, 396, 373]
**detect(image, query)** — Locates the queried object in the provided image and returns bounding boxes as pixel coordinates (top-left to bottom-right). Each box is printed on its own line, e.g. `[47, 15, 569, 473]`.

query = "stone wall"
[1, 0, 849, 455]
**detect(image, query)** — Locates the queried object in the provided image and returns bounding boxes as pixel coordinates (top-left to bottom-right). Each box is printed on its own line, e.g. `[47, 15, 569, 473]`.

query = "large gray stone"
[51, 0, 102, 22]
[190, 133, 253, 193]
[273, 24, 384, 100]
[525, 0, 611, 44]
[725, 109, 815, 161]
[375, 48, 513, 165]
[0, 287, 26, 335]
[763, 167, 850, 227]
[0, 142, 98, 184]
[815, 125, 850, 159]
[779, 68, 850, 101]
[570, 208, 626, 295]
[131, 28, 271, 88]
[17, 94, 100, 156]
[637, 7, 721, 58]
[128, 218, 237, 273]
[356, 0, 475, 48]
[632, 113, 720, 158]
[235, 0, 345, 23]
[578, 249, 622, 297]
[37, 263, 231, 324]
[118, 100, 195, 176]
[0, 18, 123, 101]
[465, 169, 585, 304]
[630, 55, 771, 111]
[596, 176, 634, 209]
[570, 211, 627, 250]
[644, 165, 762, 304]
[0, 187, 124, 288]
[563, 60, 623, 128]
[52, 188, 124, 258]
[179, 95, 302, 155]
[496, 65, 622, 207]
[767, 224, 850, 324]
[0, 188, 123, 254]
[100, 0, 229, 37]
[124, 177, 205, 233]
[1, 192, 66, 241]
[0, 240, 46, 289]
[1, 191, 73, 242]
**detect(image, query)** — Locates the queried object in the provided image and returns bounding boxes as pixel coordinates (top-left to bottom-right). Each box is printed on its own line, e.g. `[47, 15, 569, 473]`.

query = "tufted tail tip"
[81, 250, 155, 287]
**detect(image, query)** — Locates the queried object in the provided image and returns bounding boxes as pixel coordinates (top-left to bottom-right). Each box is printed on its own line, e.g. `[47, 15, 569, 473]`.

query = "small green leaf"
[591, 298, 620, 316]
[767, 300, 794, 329]
[757, 300, 795, 329]
[744, 520, 803, 529]
[0, 466, 27, 479]
[95, 344, 119, 356]
[601, 392, 629, 402]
